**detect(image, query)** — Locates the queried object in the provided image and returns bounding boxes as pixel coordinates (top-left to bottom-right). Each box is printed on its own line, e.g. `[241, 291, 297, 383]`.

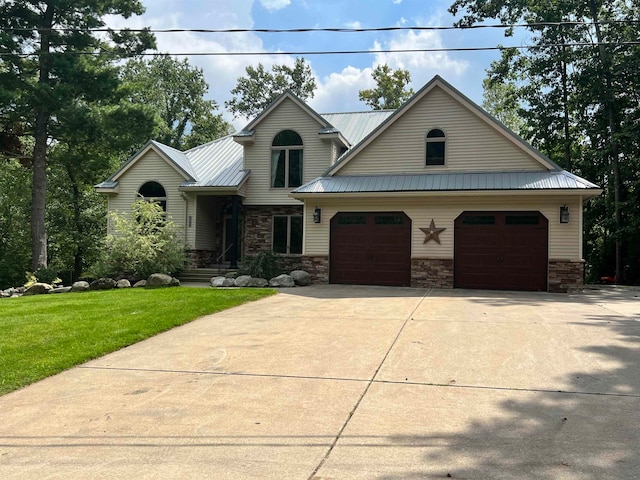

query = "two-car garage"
[329, 210, 549, 291]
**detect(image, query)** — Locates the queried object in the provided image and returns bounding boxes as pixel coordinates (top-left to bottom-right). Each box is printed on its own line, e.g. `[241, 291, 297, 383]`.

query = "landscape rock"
[290, 270, 312, 286]
[246, 277, 269, 288]
[233, 275, 252, 287]
[71, 281, 90, 292]
[210, 276, 234, 287]
[49, 286, 72, 294]
[133, 280, 147, 288]
[23, 283, 53, 295]
[170, 277, 181, 287]
[0, 290, 9, 298]
[116, 279, 131, 288]
[225, 271, 239, 279]
[89, 278, 117, 290]
[147, 273, 173, 287]
[269, 274, 295, 288]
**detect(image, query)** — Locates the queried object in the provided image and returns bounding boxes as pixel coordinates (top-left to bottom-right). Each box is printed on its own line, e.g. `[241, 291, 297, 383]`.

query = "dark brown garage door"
[454, 211, 548, 291]
[330, 212, 411, 287]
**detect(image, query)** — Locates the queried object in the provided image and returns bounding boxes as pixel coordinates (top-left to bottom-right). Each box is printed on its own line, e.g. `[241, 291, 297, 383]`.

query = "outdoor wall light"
[560, 205, 570, 224]
[313, 207, 322, 223]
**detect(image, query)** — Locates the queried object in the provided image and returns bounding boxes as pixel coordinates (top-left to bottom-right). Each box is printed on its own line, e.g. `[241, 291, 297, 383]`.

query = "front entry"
[454, 211, 548, 291]
[330, 212, 411, 287]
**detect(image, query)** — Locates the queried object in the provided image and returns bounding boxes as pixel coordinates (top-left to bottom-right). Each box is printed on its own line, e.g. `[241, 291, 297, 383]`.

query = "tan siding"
[107, 150, 187, 238]
[243, 98, 332, 205]
[304, 195, 582, 261]
[339, 86, 545, 175]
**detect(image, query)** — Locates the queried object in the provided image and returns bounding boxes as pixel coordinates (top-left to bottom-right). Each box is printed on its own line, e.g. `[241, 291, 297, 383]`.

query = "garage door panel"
[455, 211, 548, 291]
[330, 212, 411, 287]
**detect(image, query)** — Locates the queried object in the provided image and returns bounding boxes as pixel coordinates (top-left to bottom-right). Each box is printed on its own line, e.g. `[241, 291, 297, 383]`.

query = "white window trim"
[425, 128, 447, 167]
[270, 147, 304, 189]
[272, 215, 303, 254]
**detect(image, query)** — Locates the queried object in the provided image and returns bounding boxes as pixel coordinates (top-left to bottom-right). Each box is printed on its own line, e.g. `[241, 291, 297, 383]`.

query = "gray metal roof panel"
[320, 110, 394, 146]
[184, 135, 247, 187]
[292, 171, 601, 194]
[150, 140, 196, 179]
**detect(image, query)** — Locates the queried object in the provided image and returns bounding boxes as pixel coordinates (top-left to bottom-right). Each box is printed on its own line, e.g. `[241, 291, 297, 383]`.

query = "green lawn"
[0, 287, 276, 396]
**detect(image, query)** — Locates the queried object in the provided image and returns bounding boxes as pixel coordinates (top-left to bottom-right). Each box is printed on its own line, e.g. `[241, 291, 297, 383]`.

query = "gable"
[242, 96, 333, 205]
[336, 85, 546, 176]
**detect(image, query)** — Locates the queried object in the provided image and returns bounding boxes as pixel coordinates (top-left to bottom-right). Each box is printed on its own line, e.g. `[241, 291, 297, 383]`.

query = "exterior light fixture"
[560, 205, 570, 224]
[313, 207, 322, 223]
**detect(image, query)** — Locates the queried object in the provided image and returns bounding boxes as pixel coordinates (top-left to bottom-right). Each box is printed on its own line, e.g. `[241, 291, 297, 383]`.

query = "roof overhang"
[291, 188, 603, 200]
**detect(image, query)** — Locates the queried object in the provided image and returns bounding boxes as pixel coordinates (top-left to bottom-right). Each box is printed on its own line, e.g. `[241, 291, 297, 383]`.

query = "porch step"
[177, 268, 239, 283]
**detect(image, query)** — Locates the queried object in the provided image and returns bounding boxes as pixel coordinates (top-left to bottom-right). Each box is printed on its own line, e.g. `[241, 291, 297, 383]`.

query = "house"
[96, 75, 601, 292]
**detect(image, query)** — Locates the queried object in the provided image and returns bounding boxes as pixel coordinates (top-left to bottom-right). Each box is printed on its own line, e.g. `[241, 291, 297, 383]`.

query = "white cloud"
[259, 0, 291, 11]
[309, 66, 373, 113]
[393, 0, 403, 4]
[344, 20, 362, 29]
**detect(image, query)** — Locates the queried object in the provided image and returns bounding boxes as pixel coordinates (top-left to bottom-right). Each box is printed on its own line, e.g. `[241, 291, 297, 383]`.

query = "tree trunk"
[31, 1, 55, 271]
[588, 0, 623, 283]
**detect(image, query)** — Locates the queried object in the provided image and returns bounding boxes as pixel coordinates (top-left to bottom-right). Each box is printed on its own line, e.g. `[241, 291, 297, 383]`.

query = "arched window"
[138, 181, 167, 211]
[426, 129, 446, 166]
[271, 130, 303, 188]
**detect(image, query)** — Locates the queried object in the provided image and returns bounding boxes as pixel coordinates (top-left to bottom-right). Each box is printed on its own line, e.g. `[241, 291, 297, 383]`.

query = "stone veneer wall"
[548, 260, 584, 293]
[411, 258, 454, 289]
[185, 250, 217, 268]
[243, 205, 304, 257]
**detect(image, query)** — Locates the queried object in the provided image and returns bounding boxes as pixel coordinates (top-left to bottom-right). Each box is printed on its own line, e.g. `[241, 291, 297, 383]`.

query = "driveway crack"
[307, 289, 432, 480]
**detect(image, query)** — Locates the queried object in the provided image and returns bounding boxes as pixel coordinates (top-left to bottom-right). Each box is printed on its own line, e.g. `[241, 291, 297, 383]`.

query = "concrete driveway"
[1, 286, 639, 479]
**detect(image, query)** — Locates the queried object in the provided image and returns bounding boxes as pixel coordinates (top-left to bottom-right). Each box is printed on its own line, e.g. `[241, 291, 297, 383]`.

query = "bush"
[92, 199, 186, 279]
[240, 251, 282, 279]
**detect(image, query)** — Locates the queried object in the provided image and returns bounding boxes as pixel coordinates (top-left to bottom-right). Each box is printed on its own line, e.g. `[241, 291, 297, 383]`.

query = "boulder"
[0, 290, 9, 298]
[147, 273, 173, 287]
[49, 286, 72, 294]
[210, 276, 234, 287]
[23, 282, 53, 295]
[89, 278, 117, 290]
[133, 280, 147, 288]
[116, 279, 131, 288]
[170, 277, 181, 287]
[71, 281, 90, 292]
[246, 277, 269, 288]
[269, 274, 295, 288]
[225, 271, 239, 279]
[234, 275, 252, 287]
[290, 270, 312, 286]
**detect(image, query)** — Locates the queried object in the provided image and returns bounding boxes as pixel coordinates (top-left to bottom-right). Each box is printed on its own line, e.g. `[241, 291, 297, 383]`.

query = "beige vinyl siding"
[339, 86, 545, 176]
[194, 196, 217, 250]
[304, 195, 582, 261]
[107, 150, 187, 237]
[243, 98, 333, 205]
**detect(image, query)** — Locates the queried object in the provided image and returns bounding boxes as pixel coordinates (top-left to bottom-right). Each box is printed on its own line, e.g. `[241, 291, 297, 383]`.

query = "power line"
[2, 41, 639, 58]
[2, 20, 640, 35]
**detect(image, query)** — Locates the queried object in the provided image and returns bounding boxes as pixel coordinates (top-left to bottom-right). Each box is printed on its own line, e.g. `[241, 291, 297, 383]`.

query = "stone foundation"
[548, 260, 584, 293]
[186, 250, 217, 268]
[243, 205, 304, 257]
[411, 258, 454, 289]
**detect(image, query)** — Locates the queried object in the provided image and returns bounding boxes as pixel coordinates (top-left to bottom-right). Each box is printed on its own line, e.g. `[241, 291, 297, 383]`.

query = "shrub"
[92, 199, 185, 279]
[240, 251, 282, 279]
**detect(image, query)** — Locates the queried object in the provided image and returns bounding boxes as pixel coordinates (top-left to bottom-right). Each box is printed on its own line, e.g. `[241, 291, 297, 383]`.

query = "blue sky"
[108, 0, 518, 129]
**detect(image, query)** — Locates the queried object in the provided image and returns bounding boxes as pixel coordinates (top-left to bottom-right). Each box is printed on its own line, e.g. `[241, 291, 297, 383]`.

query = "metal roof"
[150, 140, 196, 180]
[292, 171, 601, 195]
[321, 111, 394, 146]
[183, 136, 248, 187]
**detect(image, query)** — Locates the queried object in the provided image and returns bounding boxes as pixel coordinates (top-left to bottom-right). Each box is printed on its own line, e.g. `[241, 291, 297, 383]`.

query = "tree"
[0, 0, 154, 271]
[121, 56, 232, 150]
[481, 73, 525, 135]
[225, 57, 317, 118]
[358, 64, 415, 110]
[448, 0, 640, 284]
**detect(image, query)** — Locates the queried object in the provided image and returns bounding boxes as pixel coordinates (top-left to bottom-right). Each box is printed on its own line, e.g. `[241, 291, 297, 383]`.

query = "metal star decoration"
[420, 219, 446, 244]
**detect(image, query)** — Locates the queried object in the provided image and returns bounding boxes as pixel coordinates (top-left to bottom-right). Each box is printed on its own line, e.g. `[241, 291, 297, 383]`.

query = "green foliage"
[121, 56, 232, 150]
[482, 75, 526, 134]
[240, 251, 283, 280]
[225, 58, 317, 118]
[27, 266, 62, 286]
[358, 65, 415, 110]
[92, 199, 186, 279]
[0, 287, 276, 395]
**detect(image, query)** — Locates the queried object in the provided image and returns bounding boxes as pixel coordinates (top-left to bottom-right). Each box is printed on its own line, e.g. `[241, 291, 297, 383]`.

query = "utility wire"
[2, 41, 639, 58]
[2, 20, 640, 34]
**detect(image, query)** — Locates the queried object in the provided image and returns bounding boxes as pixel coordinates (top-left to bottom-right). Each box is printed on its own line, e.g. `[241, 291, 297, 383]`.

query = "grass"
[0, 287, 276, 396]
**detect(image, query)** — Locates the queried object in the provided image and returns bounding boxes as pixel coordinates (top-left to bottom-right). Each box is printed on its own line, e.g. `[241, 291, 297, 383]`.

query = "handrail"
[216, 243, 234, 274]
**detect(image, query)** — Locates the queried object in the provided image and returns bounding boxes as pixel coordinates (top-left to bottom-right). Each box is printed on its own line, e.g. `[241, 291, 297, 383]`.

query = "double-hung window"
[273, 215, 303, 254]
[271, 130, 303, 188]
